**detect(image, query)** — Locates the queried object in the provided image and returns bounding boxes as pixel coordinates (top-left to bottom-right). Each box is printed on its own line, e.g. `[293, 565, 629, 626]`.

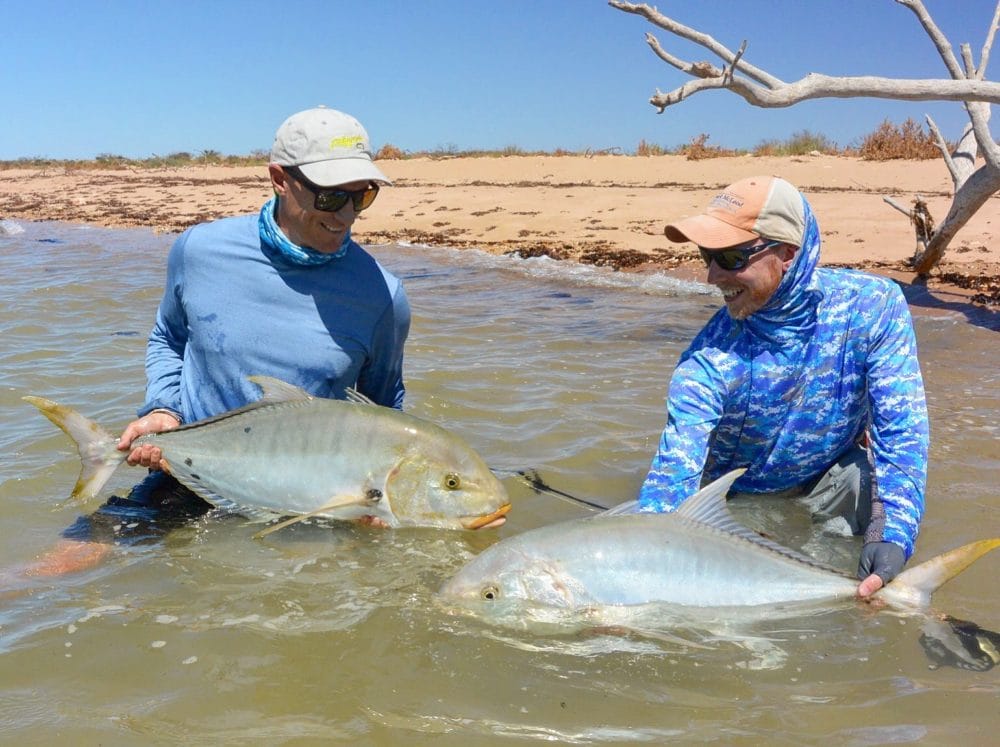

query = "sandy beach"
[2, 154, 998, 307]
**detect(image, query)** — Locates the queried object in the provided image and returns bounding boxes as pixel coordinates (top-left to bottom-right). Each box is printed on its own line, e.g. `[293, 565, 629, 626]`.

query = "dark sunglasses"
[285, 166, 380, 213]
[698, 239, 783, 271]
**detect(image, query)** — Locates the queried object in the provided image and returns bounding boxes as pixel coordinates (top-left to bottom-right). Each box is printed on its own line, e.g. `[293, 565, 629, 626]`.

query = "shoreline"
[2, 155, 997, 312]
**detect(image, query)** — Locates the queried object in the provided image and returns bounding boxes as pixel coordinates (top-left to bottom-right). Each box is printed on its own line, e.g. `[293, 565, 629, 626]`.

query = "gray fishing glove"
[857, 541, 906, 584]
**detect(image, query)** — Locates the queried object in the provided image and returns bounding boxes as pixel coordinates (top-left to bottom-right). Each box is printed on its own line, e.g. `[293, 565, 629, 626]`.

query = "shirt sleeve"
[638, 349, 731, 511]
[863, 284, 929, 558]
[138, 231, 190, 419]
[356, 280, 410, 409]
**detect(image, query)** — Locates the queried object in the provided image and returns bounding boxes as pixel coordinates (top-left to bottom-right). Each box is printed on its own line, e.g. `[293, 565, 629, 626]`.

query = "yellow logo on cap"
[330, 135, 364, 149]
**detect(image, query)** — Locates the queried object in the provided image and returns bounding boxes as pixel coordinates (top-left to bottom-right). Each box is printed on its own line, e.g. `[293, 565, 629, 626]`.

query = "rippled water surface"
[1, 221, 998, 745]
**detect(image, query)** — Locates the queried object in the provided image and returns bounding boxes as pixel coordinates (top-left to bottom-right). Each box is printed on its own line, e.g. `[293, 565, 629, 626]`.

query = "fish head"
[438, 538, 580, 609]
[384, 445, 511, 530]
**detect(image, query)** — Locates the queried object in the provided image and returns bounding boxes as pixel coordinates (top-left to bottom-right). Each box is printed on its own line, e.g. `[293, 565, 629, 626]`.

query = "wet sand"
[2, 154, 997, 308]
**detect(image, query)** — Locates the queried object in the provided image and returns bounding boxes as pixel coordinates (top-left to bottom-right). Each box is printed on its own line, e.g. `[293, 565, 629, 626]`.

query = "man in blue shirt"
[18, 108, 411, 578]
[638, 175, 929, 598]
[121, 106, 410, 468]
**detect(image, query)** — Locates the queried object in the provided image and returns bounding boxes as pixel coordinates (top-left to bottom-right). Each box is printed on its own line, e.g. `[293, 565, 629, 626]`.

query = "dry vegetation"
[0, 119, 948, 169]
[856, 118, 946, 160]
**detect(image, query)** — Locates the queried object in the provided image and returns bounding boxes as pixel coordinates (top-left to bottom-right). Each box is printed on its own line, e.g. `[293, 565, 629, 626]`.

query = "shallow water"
[1, 221, 998, 745]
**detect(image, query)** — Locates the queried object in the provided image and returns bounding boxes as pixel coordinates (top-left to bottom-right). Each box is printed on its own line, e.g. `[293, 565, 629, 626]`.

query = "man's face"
[269, 164, 369, 253]
[704, 239, 796, 320]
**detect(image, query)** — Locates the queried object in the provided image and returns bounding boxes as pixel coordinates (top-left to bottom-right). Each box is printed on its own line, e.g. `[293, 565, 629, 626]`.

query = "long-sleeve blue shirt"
[638, 197, 928, 559]
[139, 212, 410, 423]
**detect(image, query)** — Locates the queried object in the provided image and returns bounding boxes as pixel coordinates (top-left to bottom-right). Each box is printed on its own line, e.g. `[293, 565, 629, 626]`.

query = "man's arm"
[119, 232, 191, 466]
[859, 284, 930, 593]
[1, 539, 114, 598]
[638, 351, 731, 511]
[356, 282, 410, 409]
[138, 234, 191, 421]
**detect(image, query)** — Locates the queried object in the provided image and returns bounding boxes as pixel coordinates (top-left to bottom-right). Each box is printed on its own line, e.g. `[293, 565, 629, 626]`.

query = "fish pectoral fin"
[251, 494, 372, 540]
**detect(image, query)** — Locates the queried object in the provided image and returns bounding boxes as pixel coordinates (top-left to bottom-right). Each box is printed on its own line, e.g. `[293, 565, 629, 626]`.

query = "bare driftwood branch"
[609, 0, 1000, 277]
[650, 72, 1000, 112]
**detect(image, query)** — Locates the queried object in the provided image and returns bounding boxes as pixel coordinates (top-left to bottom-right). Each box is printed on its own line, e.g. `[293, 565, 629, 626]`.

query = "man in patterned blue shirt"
[638, 175, 929, 598]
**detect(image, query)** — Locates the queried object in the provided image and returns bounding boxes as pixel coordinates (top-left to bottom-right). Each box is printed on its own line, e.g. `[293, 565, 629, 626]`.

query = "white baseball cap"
[270, 106, 391, 187]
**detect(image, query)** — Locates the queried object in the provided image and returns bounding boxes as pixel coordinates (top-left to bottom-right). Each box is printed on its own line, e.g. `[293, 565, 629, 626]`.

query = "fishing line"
[491, 467, 609, 512]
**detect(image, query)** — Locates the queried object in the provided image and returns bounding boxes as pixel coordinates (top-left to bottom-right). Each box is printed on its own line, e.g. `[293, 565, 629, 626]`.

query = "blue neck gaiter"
[258, 197, 350, 266]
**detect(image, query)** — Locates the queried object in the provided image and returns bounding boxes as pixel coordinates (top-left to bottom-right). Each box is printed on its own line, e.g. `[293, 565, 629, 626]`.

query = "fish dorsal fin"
[599, 498, 640, 517]
[676, 468, 841, 571]
[247, 375, 314, 404]
[596, 471, 749, 520]
[674, 469, 747, 529]
[344, 387, 376, 406]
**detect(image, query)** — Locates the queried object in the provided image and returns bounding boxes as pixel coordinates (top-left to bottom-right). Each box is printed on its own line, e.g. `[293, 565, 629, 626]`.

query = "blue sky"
[2, 0, 994, 159]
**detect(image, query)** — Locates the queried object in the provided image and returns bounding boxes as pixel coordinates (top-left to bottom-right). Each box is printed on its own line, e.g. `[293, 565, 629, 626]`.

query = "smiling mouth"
[720, 287, 744, 302]
[462, 503, 512, 530]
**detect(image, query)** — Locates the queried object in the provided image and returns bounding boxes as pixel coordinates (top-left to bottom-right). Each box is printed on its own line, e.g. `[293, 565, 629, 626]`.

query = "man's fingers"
[126, 444, 163, 469]
[857, 573, 884, 598]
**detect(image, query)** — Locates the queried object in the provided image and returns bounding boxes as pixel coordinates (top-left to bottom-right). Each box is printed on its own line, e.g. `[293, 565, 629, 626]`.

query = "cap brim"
[664, 214, 758, 249]
[298, 158, 392, 187]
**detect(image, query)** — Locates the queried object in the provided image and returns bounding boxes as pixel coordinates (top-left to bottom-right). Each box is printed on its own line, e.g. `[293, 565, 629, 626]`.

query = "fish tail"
[23, 396, 125, 505]
[883, 538, 1000, 608]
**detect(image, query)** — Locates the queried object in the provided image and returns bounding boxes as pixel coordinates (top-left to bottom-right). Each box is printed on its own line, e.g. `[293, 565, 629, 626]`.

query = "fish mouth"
[461, 503, 512, 530]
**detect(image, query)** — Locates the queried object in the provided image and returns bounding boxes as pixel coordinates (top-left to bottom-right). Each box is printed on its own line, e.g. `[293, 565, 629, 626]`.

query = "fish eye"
[481, 584, 500, 601]
[443, 473, 461, 490]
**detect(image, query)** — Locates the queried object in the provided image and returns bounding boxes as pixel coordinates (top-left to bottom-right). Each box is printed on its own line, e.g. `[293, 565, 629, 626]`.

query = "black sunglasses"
[285, 166, 380, 213]
[698, 239, 783, 271]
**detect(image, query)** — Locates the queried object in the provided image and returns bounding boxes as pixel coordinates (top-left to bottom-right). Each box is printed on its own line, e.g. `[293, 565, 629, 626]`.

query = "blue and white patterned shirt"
[638, 197, 929, 558]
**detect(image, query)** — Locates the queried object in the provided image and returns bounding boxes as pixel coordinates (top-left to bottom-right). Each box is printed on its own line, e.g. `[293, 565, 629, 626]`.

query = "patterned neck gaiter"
[258, 197, 350, 266]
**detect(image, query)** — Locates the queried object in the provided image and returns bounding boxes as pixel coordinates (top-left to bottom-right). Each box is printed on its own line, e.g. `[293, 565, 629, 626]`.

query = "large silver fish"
[439, 470, 998, 613]
[25, 376, 511, 532]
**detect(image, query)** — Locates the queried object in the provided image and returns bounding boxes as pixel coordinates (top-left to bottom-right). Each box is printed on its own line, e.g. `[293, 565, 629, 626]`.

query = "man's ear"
[780, 244, 798, 271]
[268, 164, 289, 197]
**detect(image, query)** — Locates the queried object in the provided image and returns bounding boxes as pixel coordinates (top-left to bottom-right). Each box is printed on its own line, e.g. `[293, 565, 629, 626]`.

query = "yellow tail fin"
[23, 396, 125, 506]
[882, 539, 1000, 609]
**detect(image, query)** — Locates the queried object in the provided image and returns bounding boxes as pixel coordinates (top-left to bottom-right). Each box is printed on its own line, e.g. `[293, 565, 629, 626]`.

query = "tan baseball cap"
[270, 106, 391, 187]
[664, 175, 804, 249]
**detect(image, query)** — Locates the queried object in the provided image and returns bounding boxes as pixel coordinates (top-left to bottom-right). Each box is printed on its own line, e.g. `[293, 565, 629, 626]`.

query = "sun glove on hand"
[857, 541, 906, 584]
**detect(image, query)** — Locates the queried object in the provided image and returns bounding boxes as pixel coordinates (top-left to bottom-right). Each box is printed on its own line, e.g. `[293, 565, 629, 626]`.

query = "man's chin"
[313, 238, 348, 255]
[724, 301, 751, 321]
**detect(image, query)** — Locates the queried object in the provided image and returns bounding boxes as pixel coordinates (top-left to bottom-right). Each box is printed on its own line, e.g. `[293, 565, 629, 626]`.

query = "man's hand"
[856, 541, 905, 598]
[355, 515, 390, 529]
[117, 411, 181, 470]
